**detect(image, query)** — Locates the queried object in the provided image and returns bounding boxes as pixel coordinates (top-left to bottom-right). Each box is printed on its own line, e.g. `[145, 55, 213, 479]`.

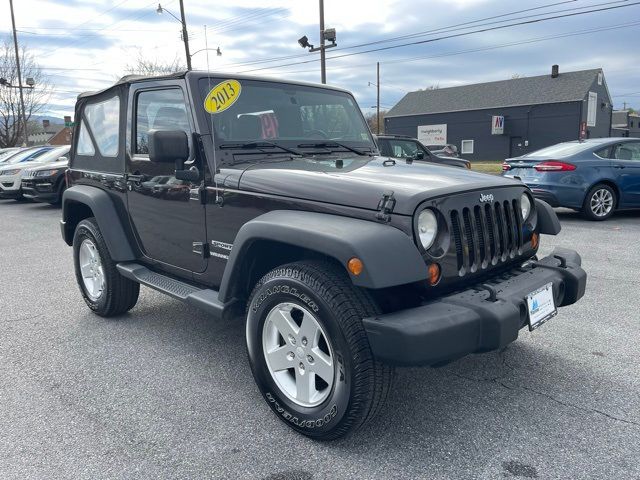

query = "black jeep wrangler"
[61, 72, 587, 440]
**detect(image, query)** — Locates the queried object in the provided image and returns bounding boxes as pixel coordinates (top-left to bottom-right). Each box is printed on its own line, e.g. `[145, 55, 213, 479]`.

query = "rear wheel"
[246, 261, 394, 440]
[583, 184, 616, 221]
[73, 217, 139, 316]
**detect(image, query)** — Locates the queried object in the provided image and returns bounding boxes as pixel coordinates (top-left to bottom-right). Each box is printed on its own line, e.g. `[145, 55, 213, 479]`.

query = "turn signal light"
[502, 162, 511, 171]
[534, 161, 576, 172]
[347, 257, 363, 276]
[428, 263, 441, 286]
[531, 232, 539, 249]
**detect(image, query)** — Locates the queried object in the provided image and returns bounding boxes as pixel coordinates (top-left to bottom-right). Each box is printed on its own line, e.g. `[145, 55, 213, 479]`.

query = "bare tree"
[0, 39, 51, 147]
[365, 110, 387, 134]
[124, 50, 186, 76]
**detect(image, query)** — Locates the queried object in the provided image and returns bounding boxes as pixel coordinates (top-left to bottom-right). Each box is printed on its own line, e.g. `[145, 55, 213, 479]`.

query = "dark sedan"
[375, 135, 471, 169]
[502, 138, 640, 220]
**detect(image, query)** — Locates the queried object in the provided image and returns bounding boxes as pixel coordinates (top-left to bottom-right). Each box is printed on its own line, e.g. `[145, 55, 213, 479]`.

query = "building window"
[631, 121, 635, 128]
[461, 139, 474, 154]
[597, 72, 603, 85]
[586, 92, 597, 127]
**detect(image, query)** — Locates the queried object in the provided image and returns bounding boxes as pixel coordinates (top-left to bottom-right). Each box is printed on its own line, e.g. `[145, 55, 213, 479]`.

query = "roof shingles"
[387, 69, 603, 117]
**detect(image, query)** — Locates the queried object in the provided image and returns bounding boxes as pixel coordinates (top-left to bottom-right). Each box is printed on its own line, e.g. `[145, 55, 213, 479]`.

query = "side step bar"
[116, 262, 224, 318]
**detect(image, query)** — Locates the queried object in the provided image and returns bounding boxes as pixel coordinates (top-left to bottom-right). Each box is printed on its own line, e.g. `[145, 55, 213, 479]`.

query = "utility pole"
[297, 2, 336, 84]
[376, 62, 380, 134]
[9, 0, 28, 146]
[319, 0, 326, 84]
[178, 0, 192, 70]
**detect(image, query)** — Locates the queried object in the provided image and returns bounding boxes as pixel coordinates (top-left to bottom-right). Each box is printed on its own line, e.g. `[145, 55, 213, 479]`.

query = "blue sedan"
[502, 138, 640, 220]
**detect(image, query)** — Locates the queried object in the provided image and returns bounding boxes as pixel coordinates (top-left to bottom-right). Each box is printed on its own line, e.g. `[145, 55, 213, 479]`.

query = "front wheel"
[73, 217, 139, 316]
[246, 261, 393, 440]
[583, 184, 616, 221]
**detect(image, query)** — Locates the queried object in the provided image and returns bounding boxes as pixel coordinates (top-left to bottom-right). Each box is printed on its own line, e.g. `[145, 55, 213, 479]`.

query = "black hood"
[226, 156, 523, 215]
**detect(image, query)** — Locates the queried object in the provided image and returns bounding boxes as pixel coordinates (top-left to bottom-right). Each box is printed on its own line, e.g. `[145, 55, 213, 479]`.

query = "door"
[510, 136, 524, 157]
[126, 85, 207, 273]
[611, 141, 640, 207]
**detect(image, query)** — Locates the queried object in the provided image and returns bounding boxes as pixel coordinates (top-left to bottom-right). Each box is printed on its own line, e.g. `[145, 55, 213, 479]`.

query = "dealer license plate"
[526, 282, 557, 331]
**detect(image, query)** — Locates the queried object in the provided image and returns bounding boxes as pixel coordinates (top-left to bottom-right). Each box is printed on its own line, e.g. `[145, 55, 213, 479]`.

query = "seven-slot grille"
[24, 170, 38, 178]
[450, 199, 523, 275]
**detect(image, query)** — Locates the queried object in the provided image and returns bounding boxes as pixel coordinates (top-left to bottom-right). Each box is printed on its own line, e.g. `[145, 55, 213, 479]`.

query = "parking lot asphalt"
[1, 199, 639, 480]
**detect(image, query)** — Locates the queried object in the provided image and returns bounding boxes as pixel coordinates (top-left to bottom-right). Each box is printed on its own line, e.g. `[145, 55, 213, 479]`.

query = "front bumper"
[363, 248, 586, 366]
[22, 178, 57, 202]
[0, 175, 21, 198]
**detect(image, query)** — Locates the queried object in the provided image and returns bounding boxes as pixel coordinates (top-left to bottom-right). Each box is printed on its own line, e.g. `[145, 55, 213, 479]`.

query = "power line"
[215, 0, 605, 70]
[238, 1, 640, 74]
[273, 20, 640, 76]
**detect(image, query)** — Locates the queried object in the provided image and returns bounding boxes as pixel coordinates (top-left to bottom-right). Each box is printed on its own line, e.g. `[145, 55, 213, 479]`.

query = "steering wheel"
[305, 129, 329, 139]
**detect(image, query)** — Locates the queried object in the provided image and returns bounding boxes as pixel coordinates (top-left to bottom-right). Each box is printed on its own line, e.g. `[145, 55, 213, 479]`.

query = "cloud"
[1, 0, 638, 117]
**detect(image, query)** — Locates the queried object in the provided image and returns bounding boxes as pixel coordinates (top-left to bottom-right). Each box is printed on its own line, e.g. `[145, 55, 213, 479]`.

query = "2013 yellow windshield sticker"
[204, 80, 241, 114]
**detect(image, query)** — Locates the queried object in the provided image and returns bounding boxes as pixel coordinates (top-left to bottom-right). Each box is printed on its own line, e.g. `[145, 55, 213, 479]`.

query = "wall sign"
[491, 115, 505, 135]
[417, 124, 447, 145]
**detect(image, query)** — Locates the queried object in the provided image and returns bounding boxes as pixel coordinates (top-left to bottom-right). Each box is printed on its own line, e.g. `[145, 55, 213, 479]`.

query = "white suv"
[0, 146, 69, 200]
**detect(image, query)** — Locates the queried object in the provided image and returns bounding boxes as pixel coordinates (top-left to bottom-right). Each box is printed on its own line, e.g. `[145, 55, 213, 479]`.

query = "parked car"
[426, 143, 459, 157]
[502, 138, 640, 220]
[61, 71, 586, 440]
[0, 147, 22, 161]
[376, 135, 470, 169]
[0, 147, 53, 200]
[21, 146, 71, 204]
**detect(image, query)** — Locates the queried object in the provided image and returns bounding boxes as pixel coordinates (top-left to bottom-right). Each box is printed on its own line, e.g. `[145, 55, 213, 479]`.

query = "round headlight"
[520, 193, 532, 220]
[417, 209, 438, 250]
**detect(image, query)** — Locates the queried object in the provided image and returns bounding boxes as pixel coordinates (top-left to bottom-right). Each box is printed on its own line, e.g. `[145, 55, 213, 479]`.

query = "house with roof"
[27, 116, 73, 146]
[384, 66, 613, 161]
[611, 110, 640, 138]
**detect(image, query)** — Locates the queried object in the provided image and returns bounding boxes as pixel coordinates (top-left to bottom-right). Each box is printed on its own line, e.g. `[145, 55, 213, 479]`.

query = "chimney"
[551, 64, 559, 78]
[42, 119, 50, 129]
[64, 115, 71, 124]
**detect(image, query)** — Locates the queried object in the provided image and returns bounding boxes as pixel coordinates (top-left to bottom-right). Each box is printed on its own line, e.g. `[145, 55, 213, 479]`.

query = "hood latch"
[376, 190, 396, 222]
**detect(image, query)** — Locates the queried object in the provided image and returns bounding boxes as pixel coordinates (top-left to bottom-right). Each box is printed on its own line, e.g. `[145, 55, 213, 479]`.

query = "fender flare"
[61, 185, 136, 261]
[535, 198, 561, 235]
[218, 210, 426, 302]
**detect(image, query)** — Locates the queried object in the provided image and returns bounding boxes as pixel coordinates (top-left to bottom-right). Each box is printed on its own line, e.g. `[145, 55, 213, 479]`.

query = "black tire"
[49, 178, 66, 205]
[582, 183, 616, 221]
[73, 217, 139, 317]
[246, 261, 394, 440]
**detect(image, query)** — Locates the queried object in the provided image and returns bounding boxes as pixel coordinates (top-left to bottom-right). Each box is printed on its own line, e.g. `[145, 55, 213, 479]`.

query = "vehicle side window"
[594, 146, 611, 159]
[76, 120, 95, 156]
[135, 89, 191, 155]
[84, 96, 120, 157]
[613, 142, 640, 161]
[388, 139, 419, 158]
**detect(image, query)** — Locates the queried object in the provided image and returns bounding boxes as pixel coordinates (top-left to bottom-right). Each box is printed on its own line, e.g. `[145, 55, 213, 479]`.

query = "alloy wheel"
[590, 188, 614, 217]
[262, 302, 335, 407]
[79, 239, 105, 300]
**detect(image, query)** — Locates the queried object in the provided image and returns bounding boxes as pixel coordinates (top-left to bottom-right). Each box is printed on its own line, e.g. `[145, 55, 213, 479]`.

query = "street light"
[298, 0, 337, 84]
[156, 1, 192, 70]
[190, 47, 222, 58]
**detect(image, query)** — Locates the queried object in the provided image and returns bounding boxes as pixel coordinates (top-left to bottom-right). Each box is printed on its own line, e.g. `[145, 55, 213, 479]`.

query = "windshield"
[524, 142, 593, 158]
[199, 78, 374, 150]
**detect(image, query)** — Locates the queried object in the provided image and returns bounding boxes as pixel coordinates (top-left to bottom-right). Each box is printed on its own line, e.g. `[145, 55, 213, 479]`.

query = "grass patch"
[472, 161, 503, 175]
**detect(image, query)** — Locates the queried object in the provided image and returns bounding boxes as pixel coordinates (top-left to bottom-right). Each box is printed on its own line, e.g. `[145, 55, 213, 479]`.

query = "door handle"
[613, 165, 626, 169]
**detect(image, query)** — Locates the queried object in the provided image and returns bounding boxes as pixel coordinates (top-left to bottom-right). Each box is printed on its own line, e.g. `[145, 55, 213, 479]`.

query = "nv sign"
[491, 115, 505, 135]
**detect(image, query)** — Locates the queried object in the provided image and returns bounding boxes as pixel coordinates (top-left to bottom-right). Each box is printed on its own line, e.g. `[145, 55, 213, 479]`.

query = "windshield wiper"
[297, 141, 370, 156]
[219, 141, 306, 157]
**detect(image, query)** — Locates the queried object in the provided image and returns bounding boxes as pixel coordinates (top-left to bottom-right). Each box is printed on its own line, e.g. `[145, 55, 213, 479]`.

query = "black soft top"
[76, 71, 351, 100]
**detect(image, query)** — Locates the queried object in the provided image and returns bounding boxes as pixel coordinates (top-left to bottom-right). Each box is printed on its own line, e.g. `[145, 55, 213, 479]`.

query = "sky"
[1, 0, 639, 119]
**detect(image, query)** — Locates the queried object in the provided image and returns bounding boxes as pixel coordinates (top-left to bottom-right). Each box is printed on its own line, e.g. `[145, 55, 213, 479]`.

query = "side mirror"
[148, 130, 189, 164]
[414, 151, 425, 160]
